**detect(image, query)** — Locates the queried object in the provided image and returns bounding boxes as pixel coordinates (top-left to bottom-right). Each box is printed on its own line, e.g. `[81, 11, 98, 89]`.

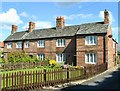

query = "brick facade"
[4, 10, 118, 68]
[4, 37, 76, 65]
[76, 34, 105, 67]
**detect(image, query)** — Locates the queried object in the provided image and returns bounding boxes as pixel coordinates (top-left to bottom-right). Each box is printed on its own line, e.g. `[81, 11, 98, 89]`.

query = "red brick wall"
[76, 35, 105, 67]
[4, 37, 76, 65]
[106, 26, 117, 68]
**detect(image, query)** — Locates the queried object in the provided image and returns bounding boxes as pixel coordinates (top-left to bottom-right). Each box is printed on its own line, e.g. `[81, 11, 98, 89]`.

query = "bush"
[8, 51, 37, 63]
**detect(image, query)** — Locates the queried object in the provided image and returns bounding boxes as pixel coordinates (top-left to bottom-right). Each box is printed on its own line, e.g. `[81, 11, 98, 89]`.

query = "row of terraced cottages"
[4, 9, 118, 69]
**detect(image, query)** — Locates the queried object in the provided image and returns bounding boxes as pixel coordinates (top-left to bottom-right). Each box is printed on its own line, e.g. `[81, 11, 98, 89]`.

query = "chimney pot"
[56, 16, 65, 29]
[11, 25, 18, 34]
[104, 9, 110, 24]
[28, 22, 35, 32]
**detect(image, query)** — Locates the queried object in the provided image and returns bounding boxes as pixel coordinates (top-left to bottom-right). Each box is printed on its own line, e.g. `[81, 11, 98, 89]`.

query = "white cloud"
[19, 12, 28, 17]
[58, 13, 93, 20]
[0, 8, 23, 30]
[0, 8, 23, 25]
[22, 21, 53, 30]
[99, 10, 114, 24]
[35, 21, 52, 29]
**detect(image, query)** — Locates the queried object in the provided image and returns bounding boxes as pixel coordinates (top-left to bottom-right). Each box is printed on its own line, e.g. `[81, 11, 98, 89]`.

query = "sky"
[0, 1, 119, 50]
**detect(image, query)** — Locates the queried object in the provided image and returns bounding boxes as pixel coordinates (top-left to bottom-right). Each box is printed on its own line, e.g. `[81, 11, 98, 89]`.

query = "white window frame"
[38, 54, 45, 60]
[85, 36, 97, 45]
[25, 41, 30, 48]
[56, 39, 66, 47]
[56, 53, 66, 63]
[37, 40, 45, 48]
[7, 42, 12, 49]
[16, 42, 22, 48]
[85, 53, 97, 64]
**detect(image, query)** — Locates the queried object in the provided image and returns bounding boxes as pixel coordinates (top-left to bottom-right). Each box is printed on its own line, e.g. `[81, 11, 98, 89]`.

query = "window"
[38, 54, 45, 60]
[85, 53, 97, 64]
[56, 39, 66, 47]
[25, 41, 29, 48]
[113, 42, 115, 49]
[37, 40, 45, 47]
[7, 42, 12, 48]
[85, 36, 97, 45]
[56, 53, 66, 63]
[16, 42, 22, 48]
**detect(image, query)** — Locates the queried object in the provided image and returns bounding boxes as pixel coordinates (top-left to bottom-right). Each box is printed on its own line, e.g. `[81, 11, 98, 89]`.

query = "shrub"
[49, 60, 58, 68]
[8, 51, 37, 63]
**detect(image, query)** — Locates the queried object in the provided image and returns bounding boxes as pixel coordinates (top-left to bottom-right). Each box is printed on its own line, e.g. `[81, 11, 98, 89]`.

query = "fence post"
[67, 68, 69, 82]
[44, 69, 46, 82]
[0, 74, 2, 91]
[84, 66, 87, 78]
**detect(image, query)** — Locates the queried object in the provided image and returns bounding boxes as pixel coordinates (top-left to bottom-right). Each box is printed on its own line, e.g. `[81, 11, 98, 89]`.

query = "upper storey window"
[7, 42, 12, 48]
[37, 40, 45, 47]
[56, 39, 66, 47]
[85, 36, 97, 45]
[16, 42, 22, 48]
[25, 41, 30, 48]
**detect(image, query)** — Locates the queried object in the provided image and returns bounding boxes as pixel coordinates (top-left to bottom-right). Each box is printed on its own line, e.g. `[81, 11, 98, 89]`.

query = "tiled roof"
[4, 22, 108, 41]
[76, 22, 108, 35]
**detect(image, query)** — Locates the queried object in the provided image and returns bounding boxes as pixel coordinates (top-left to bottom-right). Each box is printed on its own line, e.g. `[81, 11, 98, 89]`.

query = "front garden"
[0, 51, 107, 90]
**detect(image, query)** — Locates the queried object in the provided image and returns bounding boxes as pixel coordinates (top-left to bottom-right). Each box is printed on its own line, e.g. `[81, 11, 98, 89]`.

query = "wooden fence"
[0, 63, 107, 91]
[1, 61, 49, 71]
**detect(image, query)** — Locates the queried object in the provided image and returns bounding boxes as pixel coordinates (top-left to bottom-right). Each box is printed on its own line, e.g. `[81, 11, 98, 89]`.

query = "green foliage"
[8, 51, 37, 63]
[0, 51, 4, 63]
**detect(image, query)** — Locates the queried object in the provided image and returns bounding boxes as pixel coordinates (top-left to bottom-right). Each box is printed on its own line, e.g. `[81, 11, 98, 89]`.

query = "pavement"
[41, 64, 120, 91]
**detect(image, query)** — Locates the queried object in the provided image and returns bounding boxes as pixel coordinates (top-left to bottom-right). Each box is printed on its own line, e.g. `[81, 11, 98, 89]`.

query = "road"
[60, 65, 120, 91]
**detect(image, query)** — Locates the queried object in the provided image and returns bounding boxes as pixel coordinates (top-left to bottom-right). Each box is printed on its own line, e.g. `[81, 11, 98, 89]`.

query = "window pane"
[85, 53, 97, 64]
[56, 39, 65, 47]
[86, 36, 97, 45]
[38, 54, 45, 60]
[38, 40, 44, 47]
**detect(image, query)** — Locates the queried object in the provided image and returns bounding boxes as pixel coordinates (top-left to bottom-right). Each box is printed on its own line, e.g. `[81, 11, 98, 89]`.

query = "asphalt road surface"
[60, 66, 120, 91]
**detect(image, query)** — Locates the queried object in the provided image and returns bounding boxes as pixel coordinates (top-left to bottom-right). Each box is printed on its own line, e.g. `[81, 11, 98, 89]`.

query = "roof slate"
[77, 22, 108, 35]
[4, 22, 108, 42]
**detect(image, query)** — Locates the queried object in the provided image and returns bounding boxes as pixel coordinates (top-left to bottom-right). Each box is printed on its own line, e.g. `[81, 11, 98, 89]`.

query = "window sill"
[37, 46, 45, 48]
[85, 62, 97, 64]
[56, 46, 65, 48]
[85, 44, 97, 46]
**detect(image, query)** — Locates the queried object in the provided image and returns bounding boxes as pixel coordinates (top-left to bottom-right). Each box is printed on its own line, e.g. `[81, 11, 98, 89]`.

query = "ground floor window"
[38, 54, 45, 60]
[85, 53, 97, 64]
[56, 53, 66, 63]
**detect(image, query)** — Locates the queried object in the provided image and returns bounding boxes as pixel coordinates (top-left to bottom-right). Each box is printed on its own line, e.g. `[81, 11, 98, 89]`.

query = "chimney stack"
[104, 9, 110, 24]
[56, 16, 65, 29]
[11, 25, 18, 34]
[28, 22, 35, 32]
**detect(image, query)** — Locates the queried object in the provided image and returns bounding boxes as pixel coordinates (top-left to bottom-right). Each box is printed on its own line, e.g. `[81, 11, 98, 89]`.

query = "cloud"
[0, 8, 23, 25]
[22, 21, 53, 30]
[19, 12, 28, 17]
[0, 8, 23, 30]
[99, 10, 115, 24]
[62, 13, 93, 20]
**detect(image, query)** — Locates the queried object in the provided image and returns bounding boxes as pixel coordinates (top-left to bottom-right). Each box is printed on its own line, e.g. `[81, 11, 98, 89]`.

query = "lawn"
[0, 67, 84, 89]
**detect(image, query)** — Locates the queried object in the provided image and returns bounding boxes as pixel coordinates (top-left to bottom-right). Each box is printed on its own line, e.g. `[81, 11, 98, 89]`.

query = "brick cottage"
[4, 9, 117, 69]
